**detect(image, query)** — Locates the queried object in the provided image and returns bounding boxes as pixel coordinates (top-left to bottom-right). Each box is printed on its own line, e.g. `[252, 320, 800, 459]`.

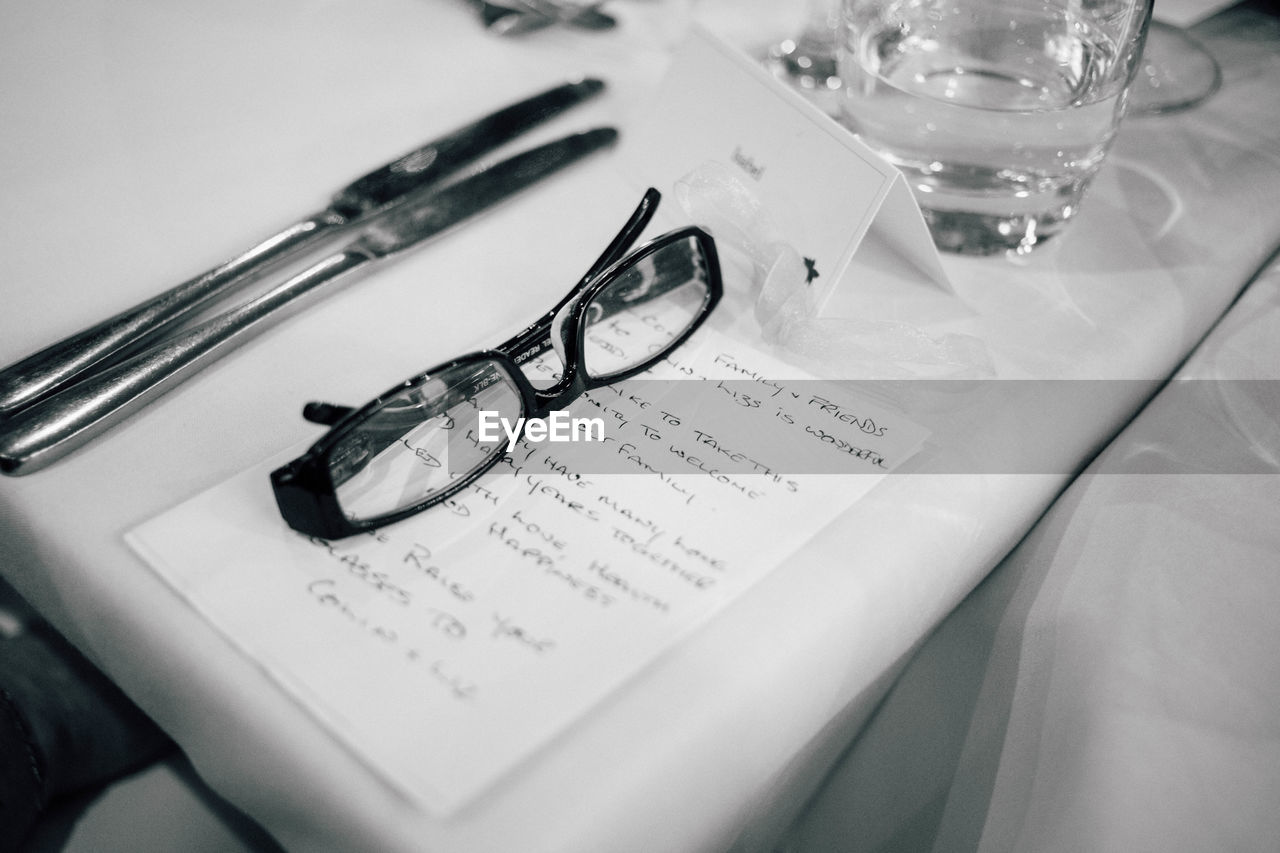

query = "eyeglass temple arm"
[302, 401, 354, 425]
[298, 188, 662, 424]
[580, 188, 663, 283]
[501, 187, 662, 366]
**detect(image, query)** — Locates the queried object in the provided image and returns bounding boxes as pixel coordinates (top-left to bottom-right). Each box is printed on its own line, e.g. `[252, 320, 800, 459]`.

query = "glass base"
[1128, 21, 1223, 115]
[921, 206, 1074, 257]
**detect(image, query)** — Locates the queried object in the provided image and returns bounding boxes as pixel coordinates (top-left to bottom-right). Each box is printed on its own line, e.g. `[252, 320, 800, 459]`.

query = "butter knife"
[0, 127, 618, 476]
[0, 78, 605, 415]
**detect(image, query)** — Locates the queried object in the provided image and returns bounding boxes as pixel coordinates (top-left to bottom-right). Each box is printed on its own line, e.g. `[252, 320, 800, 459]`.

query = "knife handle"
[0, 211, 345, 416]
[0, 248, 370, 476]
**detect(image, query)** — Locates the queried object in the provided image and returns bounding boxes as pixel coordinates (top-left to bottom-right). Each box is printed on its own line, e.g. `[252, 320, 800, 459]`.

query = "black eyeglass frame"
[271, 188, 722, 539]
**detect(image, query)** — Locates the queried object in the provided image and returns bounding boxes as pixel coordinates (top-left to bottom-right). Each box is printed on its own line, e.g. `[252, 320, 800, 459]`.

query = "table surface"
[786, 259, 1280, 853]
[2, 1, 1278, 851]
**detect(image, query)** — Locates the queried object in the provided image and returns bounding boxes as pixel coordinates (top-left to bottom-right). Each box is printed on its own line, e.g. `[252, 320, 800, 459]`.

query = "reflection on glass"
[763, 0, 844, 115]
[334, 361, 521, 523]
[583, 235, 709, 379]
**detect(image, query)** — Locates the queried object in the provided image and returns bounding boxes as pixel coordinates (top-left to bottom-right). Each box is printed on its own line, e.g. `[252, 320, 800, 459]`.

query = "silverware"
[469, 0, 554, 35]
[468, 0, 616, 35]
[0, 78, 605, 416]
[0, 128, 618, 476]
[516, 0, 616, 31]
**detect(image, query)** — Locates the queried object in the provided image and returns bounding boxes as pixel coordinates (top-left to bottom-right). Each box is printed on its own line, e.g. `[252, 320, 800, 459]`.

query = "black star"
[803, 256, 820, 285]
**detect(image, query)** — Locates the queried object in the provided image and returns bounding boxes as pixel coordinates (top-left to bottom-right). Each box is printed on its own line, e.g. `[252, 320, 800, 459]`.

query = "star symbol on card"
[803, 257, 820, 285]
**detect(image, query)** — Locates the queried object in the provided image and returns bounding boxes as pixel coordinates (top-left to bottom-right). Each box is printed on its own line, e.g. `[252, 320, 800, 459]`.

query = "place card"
[621, 25, 951, 309]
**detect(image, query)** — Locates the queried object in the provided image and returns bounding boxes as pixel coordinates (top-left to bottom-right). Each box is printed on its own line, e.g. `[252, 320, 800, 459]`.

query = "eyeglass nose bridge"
[546, 280, 592, 377]
[529, 265, 614, 410]
[528, 355, 594, 418]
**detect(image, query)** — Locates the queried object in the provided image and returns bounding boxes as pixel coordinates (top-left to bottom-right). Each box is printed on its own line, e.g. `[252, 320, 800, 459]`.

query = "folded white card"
[622, 25, 950, 310]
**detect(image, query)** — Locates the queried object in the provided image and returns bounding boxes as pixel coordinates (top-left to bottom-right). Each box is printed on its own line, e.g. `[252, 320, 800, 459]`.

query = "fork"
[466, 0, 616, 35]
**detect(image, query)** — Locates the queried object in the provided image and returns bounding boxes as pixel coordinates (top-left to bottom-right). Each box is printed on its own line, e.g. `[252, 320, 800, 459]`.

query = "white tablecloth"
[1, 1, 1278, 850]
[785, 200, 1280, 853]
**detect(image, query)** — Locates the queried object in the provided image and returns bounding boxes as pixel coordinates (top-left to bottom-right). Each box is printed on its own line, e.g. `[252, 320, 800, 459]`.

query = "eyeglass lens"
[326, 234, 712, 525]
[582, 234, 710, 379]
[329, 359, 521, 523]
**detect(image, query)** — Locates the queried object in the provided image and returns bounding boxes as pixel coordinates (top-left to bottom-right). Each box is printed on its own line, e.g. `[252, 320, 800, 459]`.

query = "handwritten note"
[127, 326, 927, 814]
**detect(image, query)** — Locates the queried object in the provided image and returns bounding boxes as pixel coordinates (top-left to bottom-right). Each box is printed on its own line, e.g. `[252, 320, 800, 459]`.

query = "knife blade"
[0, 77, 605, 416]
[0, 127, 618, 476]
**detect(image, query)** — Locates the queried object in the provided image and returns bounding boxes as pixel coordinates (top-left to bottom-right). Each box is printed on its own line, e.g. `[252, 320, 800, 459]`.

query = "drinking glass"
[837, 0, 1153, 256]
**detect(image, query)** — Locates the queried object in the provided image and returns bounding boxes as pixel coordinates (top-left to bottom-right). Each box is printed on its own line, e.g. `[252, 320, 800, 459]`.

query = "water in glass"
[840, 0, 1148, 255]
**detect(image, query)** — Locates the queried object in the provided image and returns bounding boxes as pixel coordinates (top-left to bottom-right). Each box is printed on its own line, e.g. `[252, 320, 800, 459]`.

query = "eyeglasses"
[270, 188, 721, 539]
